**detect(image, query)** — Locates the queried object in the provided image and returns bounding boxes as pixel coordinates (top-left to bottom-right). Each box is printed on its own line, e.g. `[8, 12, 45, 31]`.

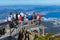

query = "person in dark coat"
[15, 13, 19, 25]
[8, 12, 14, 28]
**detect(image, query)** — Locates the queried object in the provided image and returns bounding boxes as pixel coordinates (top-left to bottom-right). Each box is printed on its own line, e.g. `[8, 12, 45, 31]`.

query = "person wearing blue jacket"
[28, 14, 32, 20]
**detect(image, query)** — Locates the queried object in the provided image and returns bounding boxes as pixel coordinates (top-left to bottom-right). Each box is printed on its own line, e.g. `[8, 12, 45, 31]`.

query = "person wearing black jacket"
[15, 13, 19, 25]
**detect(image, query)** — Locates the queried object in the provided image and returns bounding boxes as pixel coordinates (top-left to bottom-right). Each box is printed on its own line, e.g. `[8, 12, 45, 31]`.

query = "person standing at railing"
[8, 12, 14, 28]
[8, 12, 13, 22]
[32, 12, 37, 25]
[7, 12, 14, 37]
[15, 12, 19, 25]
[37, 13, 42, 25]
[28, 14, 32, 20]
[13, 13, 17, 25]
[28, 13, 33, 26]
[13, 12, 19, 25]
[20, 12, 24, 21]
[19, 15, 22, 24]
[24, 14, 28, 24]
[32, 12, 37, 19]
[19, 12, 24, 25]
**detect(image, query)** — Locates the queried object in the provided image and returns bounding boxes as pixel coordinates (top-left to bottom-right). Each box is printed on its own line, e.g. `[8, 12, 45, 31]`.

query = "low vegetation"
[34, 33, 54, 40]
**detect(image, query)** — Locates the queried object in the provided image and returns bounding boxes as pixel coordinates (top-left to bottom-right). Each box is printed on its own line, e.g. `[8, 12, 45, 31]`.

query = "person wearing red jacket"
[19, 15, 22, 21]
[39, 14, 42, 19]
[19, 15, 22, 24]
[37, 13, 42, 25]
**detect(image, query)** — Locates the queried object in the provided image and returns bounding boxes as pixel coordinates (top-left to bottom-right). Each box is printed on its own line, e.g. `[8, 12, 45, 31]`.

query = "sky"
[0, 0, 60, 5]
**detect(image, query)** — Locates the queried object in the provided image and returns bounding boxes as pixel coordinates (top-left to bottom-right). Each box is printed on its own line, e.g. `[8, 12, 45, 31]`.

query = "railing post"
[10, 25, 11, 36]
[42, 25, 44, 36]
[21, 21, 23, 32]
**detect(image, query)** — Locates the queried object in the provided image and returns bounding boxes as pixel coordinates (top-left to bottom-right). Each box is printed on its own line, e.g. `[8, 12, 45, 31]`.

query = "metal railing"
[11, 19, 39, 36]
[0, 19, 43, 39]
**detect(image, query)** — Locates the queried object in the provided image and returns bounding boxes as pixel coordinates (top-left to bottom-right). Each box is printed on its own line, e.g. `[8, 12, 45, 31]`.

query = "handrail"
[0, 21, 11, 26]
[11, 19, 40, 36]
[0, 19, 42, 39]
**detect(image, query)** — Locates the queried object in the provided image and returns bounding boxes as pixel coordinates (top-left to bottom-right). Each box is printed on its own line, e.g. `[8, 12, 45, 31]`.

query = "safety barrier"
[0, 19, 42, 39]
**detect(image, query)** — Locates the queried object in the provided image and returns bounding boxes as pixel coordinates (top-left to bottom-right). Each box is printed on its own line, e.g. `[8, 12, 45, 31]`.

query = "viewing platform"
[0, 19, 45, 40]
[1, 19, 59, 40]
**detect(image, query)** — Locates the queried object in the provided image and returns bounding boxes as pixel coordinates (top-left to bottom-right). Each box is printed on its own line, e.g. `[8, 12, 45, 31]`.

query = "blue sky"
[0, 0, 60, 5]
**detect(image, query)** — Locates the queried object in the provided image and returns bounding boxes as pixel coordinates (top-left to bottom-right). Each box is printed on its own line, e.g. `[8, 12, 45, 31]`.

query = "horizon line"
[0, 4, 60, 6]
